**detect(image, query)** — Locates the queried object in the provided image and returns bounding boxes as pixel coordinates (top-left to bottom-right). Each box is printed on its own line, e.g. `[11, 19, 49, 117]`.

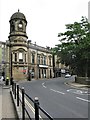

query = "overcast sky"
[0, 0, 89, 47]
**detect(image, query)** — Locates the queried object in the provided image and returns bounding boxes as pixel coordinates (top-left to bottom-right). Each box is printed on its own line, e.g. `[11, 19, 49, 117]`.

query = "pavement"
[66, 81, 90, 90]
[0, 79, 89, 120]
[0, 81, 18, 119]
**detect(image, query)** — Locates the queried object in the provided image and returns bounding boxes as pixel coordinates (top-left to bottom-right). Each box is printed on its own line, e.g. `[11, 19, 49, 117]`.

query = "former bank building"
[0, 10, 54, 80]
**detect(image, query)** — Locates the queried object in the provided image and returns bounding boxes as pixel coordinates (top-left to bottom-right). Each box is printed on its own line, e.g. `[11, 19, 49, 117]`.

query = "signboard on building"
[39, 65, 48, 68]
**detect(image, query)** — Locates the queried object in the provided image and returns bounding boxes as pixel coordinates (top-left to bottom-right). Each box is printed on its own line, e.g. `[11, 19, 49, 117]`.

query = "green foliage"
[53, 16, 90, 77]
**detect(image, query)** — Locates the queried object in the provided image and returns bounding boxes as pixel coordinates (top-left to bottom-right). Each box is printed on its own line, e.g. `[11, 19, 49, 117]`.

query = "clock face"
[18, 23, 22, 28]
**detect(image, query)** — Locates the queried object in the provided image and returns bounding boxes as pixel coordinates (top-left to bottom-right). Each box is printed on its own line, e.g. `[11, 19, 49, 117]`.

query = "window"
[32, 54, 35, 64]
[38, 56, 40, 64]
[19, 52, 23, 62]
[44, 69, 46, 78]
[25, 54, 26, 62]
[49, 58, 51, 66]
[43, 56, 46, 65]
[39, 69, 41, 78]
[19, 52, 22, 59]
[41, 57, 43, 64]
[15, 53, 17, 62]
[18, 21, 23, 31]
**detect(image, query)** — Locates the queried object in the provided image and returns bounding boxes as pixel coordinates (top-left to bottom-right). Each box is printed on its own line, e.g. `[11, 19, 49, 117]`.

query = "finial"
[18, 9, 20, 12]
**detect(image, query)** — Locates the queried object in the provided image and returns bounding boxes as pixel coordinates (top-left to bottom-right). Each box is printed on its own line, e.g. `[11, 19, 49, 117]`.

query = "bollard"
[6, 77, 9, 85]
[10, 77, 13, 85]
[22, 87, 25, 120]
[14, 83, 16, 99]
[28, 72, 31, 81]
[17, 84, 19, 106]
[34, 97, 39, 120]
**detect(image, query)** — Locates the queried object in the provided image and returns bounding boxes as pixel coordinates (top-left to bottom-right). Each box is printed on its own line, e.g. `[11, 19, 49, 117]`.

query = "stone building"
[5, 10, 53, 80]
[0, 42, 6, 76]
[53, 55, 68, 77]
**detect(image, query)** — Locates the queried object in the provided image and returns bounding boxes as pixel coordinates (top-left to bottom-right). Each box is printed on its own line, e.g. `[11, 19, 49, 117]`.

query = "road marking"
[50, 89, 65, 95]
[42, 82, 47, 88]
[67, 89, 89, 95]
[76, 97, 90, 102]
[42, 83, 65, 94]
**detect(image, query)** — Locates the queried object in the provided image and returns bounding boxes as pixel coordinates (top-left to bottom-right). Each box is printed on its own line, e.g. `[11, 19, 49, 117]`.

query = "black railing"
[12, 81, 53, 120]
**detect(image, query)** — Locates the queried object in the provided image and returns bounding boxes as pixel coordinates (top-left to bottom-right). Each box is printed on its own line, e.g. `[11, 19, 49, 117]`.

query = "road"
[0, 85, 2, 120]
[19, 77, 89, 119]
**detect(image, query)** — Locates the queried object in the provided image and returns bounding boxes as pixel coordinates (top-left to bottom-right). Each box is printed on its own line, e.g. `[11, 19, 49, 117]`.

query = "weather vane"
[18, 9, 20, 12]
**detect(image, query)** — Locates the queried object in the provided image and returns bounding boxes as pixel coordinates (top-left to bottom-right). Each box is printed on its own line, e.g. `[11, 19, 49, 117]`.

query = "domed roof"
[10, 10, 26, 20]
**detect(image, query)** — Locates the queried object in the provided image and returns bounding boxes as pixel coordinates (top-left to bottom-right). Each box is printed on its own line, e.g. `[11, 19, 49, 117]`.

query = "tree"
[53, 16, 90, 77]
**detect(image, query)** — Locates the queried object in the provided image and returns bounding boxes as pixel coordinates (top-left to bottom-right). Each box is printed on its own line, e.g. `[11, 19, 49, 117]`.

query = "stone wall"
[75, 77, 90, 85]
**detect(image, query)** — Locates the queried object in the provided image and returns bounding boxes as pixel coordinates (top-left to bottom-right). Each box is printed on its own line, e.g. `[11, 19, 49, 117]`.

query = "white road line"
[76, 97, 90, 102]
[42, 82, 65, 95]
[67, 89, 89, 95]
[50, 89, 65, 95]
[42, 82, 47, 88]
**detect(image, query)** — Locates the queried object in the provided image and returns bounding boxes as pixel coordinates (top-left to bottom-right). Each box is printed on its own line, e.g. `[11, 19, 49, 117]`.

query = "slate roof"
[10, 10, 26, 20]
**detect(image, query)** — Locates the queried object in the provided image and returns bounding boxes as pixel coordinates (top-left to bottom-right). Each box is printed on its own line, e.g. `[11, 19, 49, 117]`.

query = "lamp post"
[9, 40, 13, 85]
[27, 40, 32, 81]
[71, 54, 76, 75]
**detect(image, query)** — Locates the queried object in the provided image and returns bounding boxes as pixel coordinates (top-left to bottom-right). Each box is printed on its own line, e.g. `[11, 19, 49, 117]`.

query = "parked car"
[65, 73, 71, 78]
[0, 76, 4, 82]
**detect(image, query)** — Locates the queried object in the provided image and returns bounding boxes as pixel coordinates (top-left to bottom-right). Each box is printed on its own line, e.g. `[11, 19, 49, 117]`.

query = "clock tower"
[8, 10, 28, 80]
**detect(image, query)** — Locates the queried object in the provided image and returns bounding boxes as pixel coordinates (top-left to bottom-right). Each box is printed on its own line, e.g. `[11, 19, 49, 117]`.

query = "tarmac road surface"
[19, 77, 89, 119]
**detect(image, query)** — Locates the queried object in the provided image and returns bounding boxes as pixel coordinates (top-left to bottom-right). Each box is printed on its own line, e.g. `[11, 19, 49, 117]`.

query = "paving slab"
[0, 82, 17, 119]
[0, 85, 2, 120]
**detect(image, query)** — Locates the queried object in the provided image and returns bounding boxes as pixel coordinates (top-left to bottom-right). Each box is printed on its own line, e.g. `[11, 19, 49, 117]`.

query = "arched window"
[15, 53, 17, 62]
[18, 21, 23, 31]
[32, 53, 35, 64]
[37, 55, 40, 64]
[19, 52, 23, 62]
[43, 56, 46, 65]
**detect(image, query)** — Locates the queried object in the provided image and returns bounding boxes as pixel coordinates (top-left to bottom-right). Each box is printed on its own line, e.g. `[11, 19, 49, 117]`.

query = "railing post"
[10, 76, 13, 85]
[12, 80, 14, 93]
[14, 82, 16, 99]
[13, 81, 15, 94]
[17, 84, 19, 106]
[34, 97, 39, 120]
[22, 87, 25, 120]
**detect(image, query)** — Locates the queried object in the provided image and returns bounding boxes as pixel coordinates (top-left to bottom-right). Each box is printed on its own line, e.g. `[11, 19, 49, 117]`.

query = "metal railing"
[12, 81, 53, 120]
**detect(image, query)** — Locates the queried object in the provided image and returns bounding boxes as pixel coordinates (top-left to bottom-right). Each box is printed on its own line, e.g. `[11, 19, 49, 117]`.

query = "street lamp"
[28, 69, 32, 81]
[7, 40, 13, 85]
[27, 40, 32, 81]
[71, 54, 76, 75]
